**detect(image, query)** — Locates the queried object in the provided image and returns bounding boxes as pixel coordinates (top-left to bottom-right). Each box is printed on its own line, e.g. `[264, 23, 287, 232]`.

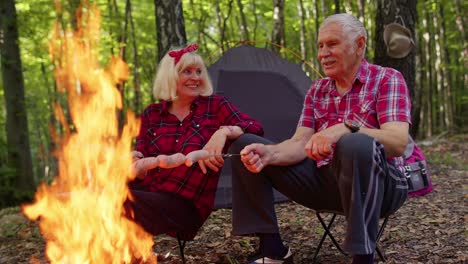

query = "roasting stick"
[132, 150, 243, 178]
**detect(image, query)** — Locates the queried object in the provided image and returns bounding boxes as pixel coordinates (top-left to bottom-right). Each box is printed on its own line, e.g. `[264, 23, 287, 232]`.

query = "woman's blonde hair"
[152, 48, 213, 101]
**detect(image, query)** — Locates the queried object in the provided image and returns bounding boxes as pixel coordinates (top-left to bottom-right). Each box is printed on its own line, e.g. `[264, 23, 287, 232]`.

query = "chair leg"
[176, 233, 187, 264]
[313, 213, 348, 263]
[374, 216, 389, 262]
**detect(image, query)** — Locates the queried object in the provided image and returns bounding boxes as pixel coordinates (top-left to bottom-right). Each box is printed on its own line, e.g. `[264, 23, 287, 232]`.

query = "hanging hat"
[383, 23, 415, 59]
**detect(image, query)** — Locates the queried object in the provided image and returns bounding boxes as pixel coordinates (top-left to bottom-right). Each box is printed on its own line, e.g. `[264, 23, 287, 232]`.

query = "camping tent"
[208, 44, 312, 209]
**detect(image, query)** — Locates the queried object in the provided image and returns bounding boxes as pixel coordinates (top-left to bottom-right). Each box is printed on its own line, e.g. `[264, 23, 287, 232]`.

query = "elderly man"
[230, 13, 411, 264]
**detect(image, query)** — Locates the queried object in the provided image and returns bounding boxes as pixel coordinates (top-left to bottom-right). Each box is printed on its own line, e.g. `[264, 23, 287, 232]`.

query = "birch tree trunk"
[297, 0, 307, 71]
[0, 0, 35, 194]
[271, 0, 285, 54]
[154, 0, 187, 61]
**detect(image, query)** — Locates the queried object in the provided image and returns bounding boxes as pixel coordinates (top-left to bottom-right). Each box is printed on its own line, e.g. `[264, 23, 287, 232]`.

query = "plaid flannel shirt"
[133, 95, 263, 221]
[298, 59, 412, 170]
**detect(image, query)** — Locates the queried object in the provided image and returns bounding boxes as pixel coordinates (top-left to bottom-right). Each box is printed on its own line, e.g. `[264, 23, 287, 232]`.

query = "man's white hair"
[320, 13, 367, 56]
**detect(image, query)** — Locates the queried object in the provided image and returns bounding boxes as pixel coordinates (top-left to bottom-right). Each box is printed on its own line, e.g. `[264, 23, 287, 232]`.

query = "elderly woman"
[125, 44, 263, 240]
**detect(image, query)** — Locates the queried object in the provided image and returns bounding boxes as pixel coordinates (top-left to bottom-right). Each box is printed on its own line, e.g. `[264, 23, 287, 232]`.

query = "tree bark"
[127, 0, 142, 113]
[154, 0, 187, 61]
[236, 0, 249, 41]
[0, 0, 35, 193]
[271, 0, 285, 54]
[297, 0, 307, 71]
[374, 0, 417, 136]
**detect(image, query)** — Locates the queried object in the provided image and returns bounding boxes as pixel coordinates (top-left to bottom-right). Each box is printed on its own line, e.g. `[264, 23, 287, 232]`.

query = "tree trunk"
[297, 0, 307, 71]
[334, 0, 341, 13]
[0, 0, 35, 194]
[215, 1, 234, 52]
[271, 0, 285, 54]
[374, 0, 417, 136]
[251, 0, 258, 41]
[236, 0, 249, 41]
[154, 0, 187, 61]
[438, 4, 454, 134]
[128, 0, 142, 113]
[454, 0, 467, 130]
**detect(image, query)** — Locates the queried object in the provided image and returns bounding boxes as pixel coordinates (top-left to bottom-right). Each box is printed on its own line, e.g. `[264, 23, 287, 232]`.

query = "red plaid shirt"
[298, 59, 412, 169]
[133, 95, 263, 221]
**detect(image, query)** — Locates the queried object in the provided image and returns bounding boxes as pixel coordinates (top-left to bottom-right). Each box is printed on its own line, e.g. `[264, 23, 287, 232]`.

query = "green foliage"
[2, 0, 465, 199]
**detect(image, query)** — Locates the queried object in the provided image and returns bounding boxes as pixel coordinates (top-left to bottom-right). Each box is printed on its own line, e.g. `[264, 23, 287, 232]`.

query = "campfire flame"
[22, 3, 156, 263]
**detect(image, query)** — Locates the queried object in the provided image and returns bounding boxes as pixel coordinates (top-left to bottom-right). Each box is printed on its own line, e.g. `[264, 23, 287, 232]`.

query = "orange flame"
[22, 3, 155, 263]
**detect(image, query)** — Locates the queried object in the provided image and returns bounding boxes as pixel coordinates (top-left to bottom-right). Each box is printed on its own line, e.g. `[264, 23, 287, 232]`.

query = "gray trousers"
[230, 133, 408, 255]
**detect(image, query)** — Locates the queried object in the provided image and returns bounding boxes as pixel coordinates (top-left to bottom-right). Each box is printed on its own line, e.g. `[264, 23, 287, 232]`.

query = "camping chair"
[173, 44, 311, 263]
[176, 233, 187, 264]
[312, 211, 390, 263]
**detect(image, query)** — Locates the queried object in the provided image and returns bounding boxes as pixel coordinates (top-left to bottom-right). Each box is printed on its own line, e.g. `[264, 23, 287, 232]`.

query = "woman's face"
[176, 64, 204, 100]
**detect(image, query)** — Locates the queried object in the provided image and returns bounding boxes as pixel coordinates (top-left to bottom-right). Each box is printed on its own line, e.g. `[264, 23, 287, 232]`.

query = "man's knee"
[229, 133, 266, 154]
[335, 133, 375, 159]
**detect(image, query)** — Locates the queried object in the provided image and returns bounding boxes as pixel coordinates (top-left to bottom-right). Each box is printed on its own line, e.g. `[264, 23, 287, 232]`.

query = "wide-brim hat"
[383, 23, 415, 59]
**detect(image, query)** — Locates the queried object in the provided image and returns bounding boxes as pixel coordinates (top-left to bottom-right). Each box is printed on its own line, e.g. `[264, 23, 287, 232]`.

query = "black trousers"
[123, 190, 203, 240]
[230, 133, 407, 255]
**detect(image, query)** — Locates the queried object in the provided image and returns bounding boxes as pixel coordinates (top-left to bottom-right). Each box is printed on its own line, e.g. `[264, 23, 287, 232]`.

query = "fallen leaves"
[0, 135, 467, 263]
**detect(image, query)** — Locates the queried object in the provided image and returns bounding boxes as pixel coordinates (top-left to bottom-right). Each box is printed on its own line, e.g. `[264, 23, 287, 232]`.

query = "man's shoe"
[248, 247, 293, 264]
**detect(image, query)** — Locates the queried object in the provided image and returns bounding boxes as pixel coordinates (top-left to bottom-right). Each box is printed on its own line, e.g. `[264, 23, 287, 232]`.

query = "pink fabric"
[407, 144, 433, 197]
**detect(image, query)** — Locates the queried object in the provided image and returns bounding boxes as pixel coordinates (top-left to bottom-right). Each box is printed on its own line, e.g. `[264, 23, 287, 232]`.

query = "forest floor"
[0, 134, 467, 264]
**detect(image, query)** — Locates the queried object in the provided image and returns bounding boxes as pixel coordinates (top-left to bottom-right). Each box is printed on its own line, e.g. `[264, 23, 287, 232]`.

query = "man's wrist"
[344, 120, 360, 133]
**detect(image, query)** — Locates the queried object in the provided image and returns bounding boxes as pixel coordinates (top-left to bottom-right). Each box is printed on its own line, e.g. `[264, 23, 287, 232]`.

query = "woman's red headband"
[168, 44, 199, 65]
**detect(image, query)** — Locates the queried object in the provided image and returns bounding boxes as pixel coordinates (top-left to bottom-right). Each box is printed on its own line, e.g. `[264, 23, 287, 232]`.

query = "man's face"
[317, 23, 361, 80]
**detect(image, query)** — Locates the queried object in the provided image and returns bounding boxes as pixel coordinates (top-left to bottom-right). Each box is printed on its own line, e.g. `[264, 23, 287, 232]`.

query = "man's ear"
[356, 36, 366, 56]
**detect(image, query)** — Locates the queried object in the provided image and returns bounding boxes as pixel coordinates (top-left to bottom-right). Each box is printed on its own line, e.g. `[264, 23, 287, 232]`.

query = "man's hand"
[305, 133, 333, 161]
[240, 143, 271, 173]
[304, 123, 347, 161]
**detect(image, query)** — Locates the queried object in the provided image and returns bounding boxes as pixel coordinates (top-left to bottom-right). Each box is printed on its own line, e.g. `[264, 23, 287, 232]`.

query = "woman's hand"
[131, 151, 144, 162]
[185, 150, 210, 167]
[198, 128, 228, 174]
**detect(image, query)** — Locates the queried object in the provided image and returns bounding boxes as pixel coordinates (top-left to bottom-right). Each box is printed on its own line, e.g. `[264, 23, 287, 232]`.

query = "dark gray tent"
[209, 45, 312, 209]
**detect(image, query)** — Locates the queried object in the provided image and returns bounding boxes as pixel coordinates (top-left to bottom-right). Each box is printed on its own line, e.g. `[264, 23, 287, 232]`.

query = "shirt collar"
[355, 58, 368, 84]
[159, 96, 201, 114]
[327, 58, 368, 96]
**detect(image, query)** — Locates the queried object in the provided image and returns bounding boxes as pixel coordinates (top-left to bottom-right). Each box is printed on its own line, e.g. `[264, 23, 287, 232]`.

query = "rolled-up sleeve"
[217, 96, 264, 136]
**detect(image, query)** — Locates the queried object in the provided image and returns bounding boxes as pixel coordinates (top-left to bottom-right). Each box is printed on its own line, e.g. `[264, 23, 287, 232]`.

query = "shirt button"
[179, 123, 183, 126]
[196, 124, 200, 127]
[175, 139, 179, 143]
[153, 133, 156, 136]
[338, 118, 342, 122]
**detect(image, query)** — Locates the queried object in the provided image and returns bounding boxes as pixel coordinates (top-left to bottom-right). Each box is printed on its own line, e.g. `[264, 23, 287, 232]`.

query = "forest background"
[0, 0, 466, 208]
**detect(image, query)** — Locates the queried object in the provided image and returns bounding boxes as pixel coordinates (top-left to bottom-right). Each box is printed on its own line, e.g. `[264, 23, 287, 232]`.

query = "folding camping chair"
[176, 233, 187, 264]
[312, 211, 390, 263]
